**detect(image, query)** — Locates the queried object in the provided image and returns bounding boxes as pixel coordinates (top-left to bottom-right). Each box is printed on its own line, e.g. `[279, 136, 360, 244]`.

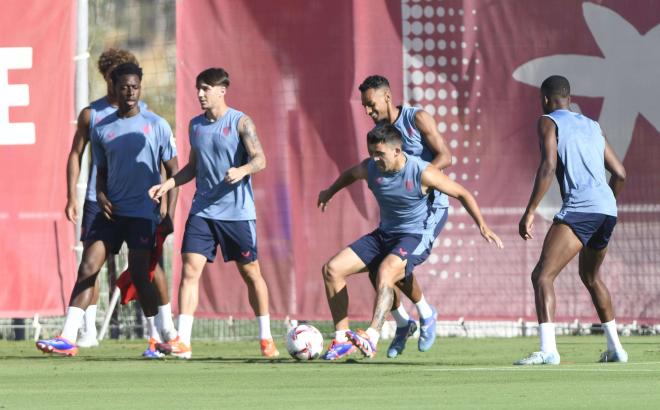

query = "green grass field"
[2, 336, 660, 409]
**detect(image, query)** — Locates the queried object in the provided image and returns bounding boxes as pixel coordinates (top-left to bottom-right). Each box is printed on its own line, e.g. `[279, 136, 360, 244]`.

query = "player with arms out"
[37, 63, 178, 358]
[321, 75, 452, 360]
[149, 68, 280, 359]
[515, 75, 627, 365]
[318, 124, 502, 359]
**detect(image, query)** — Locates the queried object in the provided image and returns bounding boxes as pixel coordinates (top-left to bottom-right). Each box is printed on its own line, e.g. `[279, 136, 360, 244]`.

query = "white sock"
[178, 314, 194, 345]
[84, 305, 98, 336]
[146, 316, 161, 342]
[257, 315, 272, 340]
[61, 306, 85, 343]
[391, 304, 411, 327]
[415, 296, 434, 319]
[602, 320, 623, 352]
[334, 330, 349, 342]
[539, 322, 557, 353]
[365, 327, 380, 345]
[157, 303, 177, 341]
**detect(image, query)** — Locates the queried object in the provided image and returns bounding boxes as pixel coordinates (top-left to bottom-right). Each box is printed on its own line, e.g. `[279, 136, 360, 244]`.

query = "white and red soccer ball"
[286, 324, 324, 360]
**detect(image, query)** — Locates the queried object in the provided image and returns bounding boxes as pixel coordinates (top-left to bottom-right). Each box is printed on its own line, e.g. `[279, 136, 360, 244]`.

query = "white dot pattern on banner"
[401, 0, 482, 282]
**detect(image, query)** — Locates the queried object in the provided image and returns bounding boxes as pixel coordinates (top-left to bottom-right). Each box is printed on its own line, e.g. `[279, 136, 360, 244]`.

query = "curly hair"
[97, 48, 138, 77]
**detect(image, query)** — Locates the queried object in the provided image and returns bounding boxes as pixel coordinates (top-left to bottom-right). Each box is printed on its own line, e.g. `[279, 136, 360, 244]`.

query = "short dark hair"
[359, 75, 390, 93]
[367, 124, 402, 146]
[196, 68, 230, 87]
[110, 62, 143, 85]
[541, 75, 570, 98]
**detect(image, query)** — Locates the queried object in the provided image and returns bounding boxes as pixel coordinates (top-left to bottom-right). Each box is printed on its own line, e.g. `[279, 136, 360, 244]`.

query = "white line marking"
[423, 362, 660, 372]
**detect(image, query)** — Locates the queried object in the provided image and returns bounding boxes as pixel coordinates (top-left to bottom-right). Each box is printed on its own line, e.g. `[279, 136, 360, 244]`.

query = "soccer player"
[347, 74, 453, 359]
[318, 124, 502, 359]
[37, 63, 179, 358]
[148, 67, 280, 359]
[514, 75, 628, 365]
[63, 49, 177, 352]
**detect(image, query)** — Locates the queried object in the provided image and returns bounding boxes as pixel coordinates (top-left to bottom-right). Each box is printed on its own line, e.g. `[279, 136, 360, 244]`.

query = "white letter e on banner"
[0, 47, 35, 145]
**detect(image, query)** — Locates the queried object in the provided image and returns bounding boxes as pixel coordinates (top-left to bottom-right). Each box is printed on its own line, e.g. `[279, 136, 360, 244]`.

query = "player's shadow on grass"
[191, 357, 437, 366]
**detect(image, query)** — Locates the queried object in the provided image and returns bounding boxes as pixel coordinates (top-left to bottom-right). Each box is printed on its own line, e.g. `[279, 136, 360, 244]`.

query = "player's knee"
[322, 260, 343, 283]
[181, 269, 202, 285]
[239, 263, 264, 284]
[579, 273, 598, 289]
[531, 269, 552, 289]
[375, 270, 398, 289]
[78, 260, 100, 279]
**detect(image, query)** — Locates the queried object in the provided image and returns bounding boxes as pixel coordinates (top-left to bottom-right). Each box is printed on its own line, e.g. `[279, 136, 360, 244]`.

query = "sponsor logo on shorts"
[398, 247, 408, 257]
[241, 250, 251, 258]
[140, 236, 150, 244]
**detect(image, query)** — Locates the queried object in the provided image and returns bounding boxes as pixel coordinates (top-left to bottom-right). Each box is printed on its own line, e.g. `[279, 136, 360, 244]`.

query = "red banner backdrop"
[175, 0, 660, 322]
[0, 1, 76, 317]
[175, 0, 403, 319]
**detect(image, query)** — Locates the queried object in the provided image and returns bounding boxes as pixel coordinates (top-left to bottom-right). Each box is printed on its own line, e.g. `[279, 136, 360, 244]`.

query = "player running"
[514, 75, 628, 365]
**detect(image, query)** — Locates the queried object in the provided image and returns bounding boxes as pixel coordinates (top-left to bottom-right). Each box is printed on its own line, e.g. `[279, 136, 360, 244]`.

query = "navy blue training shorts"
[554, 211, 617, 250]
[80, 200, 104, 242]
[86, 214, 156, 254]
[349, 228, 434, 283]
[182, 214, 258, 263]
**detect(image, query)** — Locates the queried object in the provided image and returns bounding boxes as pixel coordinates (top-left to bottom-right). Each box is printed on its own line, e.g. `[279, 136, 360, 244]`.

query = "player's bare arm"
[317, 158, 370, 212]
[414, 109, 452, 170]
[603, 136, 626, 198]
[149, 123, 198, 201]
[158, 156, 179, 236]
[421, 166, 503, 248]
[95, 166, 113, 220]
[518, 116, 558, 240]
[225, 115, 266, 184]
[65, 107, 92, 223]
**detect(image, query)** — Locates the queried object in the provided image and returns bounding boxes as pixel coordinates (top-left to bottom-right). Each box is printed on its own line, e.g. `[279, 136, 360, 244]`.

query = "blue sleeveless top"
[544, 109, 617, 217]
[188, 108, 256, 220]
[367, 154, 435, 234]
[392, 105, 449, 209]
[86, 97, 147, 202]
[90, 108, 176, 221]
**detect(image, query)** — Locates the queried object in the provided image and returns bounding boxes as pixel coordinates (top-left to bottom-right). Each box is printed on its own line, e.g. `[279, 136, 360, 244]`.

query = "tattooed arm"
[225, 115, 266, 184]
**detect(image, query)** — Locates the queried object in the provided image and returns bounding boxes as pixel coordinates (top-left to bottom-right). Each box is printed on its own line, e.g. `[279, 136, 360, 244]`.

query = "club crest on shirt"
[222, 126, 230, 137]
[143, 123, 152, 136]
[405, 180, 414, 192]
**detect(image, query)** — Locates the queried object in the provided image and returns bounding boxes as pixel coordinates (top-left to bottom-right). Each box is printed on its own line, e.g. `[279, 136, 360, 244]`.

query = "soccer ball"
[286, 324, 324, 360]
